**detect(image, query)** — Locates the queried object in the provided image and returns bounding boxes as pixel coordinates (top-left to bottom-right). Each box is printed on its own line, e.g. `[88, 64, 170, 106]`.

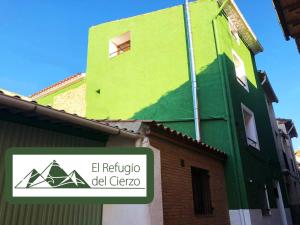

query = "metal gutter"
[183, 0, 201, 141]
[0, 93, 140, 139]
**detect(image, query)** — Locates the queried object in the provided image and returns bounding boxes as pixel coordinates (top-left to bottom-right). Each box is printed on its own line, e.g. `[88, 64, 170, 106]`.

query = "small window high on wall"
[232, 50, 249, 91]
[241, 103, 260, 150]
[109, 32, 131, 58]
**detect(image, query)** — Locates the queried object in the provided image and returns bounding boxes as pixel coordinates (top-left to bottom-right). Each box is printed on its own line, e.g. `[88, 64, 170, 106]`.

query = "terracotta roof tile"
[30, 73, 85, 99]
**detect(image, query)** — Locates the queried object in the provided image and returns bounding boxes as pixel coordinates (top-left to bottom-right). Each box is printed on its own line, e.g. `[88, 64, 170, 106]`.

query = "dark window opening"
[116, 40, 131, 54]
[109, 31, 131, 58]
[191, 167, 213, 215]
[283, 152, 290, 171]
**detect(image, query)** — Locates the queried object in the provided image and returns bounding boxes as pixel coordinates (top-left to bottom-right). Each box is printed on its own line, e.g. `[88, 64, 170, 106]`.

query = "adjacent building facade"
[277, 118, 300, 225]
[31, 1, 293, 225]
[259, 71, 300, 225]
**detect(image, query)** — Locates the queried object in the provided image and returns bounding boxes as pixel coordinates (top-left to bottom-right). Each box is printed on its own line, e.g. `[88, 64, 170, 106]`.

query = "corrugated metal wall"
[0, 120, 104, 225]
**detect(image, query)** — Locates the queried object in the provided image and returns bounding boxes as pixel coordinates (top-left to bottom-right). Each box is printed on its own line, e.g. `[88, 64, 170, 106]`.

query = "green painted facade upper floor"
[33, 0, 287, 212]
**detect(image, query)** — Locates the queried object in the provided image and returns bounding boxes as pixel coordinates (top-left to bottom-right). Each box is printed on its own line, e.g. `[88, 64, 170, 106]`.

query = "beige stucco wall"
[53, 84, 86, 117]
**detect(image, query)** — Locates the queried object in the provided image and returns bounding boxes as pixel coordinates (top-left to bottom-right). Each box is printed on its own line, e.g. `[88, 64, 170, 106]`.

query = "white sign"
[12, 154, 147, 198]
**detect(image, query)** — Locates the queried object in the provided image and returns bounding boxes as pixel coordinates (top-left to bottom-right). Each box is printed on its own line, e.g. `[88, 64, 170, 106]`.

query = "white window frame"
[241, 103, 260, 150]
[232, 50, 249, 92]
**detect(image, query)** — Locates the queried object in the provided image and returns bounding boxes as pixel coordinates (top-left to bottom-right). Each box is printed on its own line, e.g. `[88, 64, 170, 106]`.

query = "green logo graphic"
[15, 160, 90, 189]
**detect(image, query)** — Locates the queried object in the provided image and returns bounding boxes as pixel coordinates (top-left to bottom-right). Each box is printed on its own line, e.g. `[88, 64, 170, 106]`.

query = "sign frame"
[5, 147, 154, 204]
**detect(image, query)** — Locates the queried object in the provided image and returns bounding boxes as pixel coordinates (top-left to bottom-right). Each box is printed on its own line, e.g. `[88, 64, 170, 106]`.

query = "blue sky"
[0, 0, 299, 148]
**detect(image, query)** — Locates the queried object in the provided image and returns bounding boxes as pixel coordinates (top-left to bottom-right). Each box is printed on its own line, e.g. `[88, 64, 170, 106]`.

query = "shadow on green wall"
[130, 53, 286, 209]
[131, 54, 232, 138]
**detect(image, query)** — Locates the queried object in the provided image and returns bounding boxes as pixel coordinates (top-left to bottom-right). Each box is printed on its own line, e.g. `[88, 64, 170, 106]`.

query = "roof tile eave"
[147, 121, 227, 159]
[30, 73, 86, 99]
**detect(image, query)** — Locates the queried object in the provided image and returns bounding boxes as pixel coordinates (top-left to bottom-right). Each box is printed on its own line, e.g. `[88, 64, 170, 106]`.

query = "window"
[261, 185, 271, 216]
[109, 31, 131, 58]
[229, 18, 240, 44]
[232, 50, 249, 91]
[191, 167, 213, 215]
[241, 103, 260, 149]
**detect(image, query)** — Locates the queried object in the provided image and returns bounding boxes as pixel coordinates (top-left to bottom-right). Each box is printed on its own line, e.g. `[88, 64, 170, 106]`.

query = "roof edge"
[30, 73, 86, 100]
[0, 91, 140, 139]
[217, 0, 263, 54]
[146, 121, 227, 160]
[258, 70, 279, 103]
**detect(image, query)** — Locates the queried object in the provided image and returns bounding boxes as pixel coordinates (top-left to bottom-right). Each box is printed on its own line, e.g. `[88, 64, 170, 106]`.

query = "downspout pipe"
[184, 0, 201, 141]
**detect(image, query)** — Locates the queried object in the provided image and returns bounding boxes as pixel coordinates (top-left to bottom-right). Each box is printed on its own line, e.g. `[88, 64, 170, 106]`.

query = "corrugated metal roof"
[0, 90, 226, 158]
[0, 90, 140, 138]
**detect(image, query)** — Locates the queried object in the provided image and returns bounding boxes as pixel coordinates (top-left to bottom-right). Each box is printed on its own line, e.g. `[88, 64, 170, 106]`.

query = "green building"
[32, 0, 292, 224]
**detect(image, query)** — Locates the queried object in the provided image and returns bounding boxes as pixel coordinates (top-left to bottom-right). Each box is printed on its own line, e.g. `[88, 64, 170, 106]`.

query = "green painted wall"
[86, 5, 194, 137]
[85, 0, 286, 210]
[37, 0, 286, 212]
[85, 0, 250, 209]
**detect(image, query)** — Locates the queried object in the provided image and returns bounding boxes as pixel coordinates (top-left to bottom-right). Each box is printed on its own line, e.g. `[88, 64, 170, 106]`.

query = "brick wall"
[150, 136, 230, 225]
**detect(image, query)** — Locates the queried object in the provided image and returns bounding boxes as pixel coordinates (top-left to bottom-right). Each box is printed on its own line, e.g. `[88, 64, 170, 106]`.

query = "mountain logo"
[15, 160, 90, 189]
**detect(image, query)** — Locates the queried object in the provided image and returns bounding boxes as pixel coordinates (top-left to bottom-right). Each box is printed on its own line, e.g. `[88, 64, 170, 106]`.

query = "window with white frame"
[109, 31, 131, 58]
[241, 103, 260, 149]
[229, 18, 240, 44]
[232, 50, 248, 91]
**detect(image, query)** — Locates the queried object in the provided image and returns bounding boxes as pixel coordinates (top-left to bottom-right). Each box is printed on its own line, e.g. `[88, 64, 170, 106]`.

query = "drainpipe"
[184, 0, 201, 141]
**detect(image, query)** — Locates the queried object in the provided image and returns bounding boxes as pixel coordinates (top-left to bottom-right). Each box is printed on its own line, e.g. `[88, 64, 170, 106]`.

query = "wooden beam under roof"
[282, 1, 300, 12]
[286, 17, 300, 26]
[290, 30, 300, 38]
[273, 0, 300, 52]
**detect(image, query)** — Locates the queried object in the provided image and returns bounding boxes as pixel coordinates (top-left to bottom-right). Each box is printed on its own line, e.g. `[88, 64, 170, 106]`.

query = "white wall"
[229, 208, 293, 225]
[102, 136, 164, 225]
